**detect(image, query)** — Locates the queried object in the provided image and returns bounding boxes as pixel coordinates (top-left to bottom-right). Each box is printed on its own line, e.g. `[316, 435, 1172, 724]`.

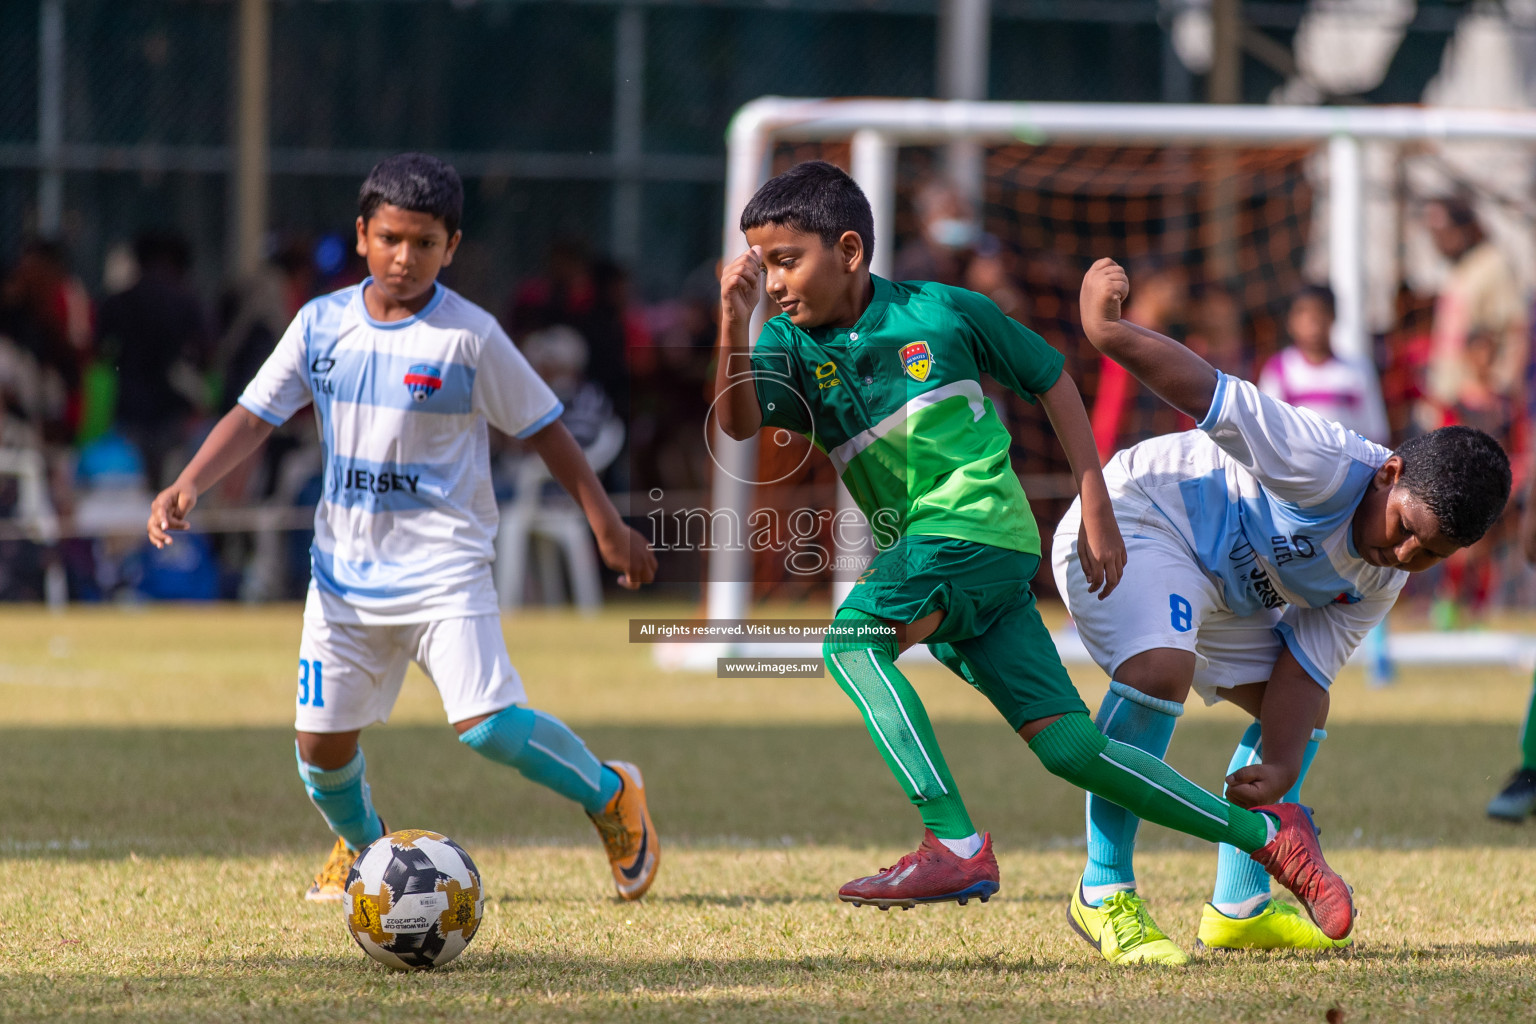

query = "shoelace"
[1103, 893, 1160, 950]
[1273, 843, 1325, 900]
[1268, 901, 1301, 921]
[870, 849, 922, 879]
[1263, 810, 1325, 894]
[592, 813, 636, 860]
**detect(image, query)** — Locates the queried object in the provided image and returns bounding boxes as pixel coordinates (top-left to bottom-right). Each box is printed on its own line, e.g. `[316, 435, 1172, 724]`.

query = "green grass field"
[3, 603, 1536, 1022]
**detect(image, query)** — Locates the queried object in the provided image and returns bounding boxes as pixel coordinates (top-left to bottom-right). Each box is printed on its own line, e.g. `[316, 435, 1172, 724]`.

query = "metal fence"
[3, 0, 948, 309]
[1, 0, 1479, 310]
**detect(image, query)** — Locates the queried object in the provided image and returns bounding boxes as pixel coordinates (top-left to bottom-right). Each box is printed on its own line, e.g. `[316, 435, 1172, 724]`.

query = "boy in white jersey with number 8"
[147, 153, 660, 902]
[1052, 259, 1510, 964]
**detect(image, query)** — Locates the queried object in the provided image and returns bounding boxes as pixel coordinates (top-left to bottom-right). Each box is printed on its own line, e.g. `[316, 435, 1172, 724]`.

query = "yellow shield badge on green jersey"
[900, 341, 932, 382]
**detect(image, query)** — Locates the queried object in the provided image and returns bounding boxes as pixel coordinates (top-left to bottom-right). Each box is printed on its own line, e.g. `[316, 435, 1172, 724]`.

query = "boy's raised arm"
[713, 246, 765, 440]
[1080, 257, 1220, 421]
[147, 405, 274, 548]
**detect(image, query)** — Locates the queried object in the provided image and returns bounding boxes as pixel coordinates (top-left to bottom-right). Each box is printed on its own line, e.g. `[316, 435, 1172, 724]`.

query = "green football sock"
[824, 609, 976, 840]
[1521, 672, 1536, 771]
[1029, 712, 1271, 853]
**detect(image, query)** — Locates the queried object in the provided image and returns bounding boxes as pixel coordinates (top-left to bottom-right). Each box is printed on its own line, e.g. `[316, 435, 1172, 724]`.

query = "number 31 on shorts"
[297, 658, 326, 707]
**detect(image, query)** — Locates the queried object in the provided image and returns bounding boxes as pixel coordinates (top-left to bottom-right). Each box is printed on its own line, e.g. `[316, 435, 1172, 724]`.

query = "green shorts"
[838, 535, 1087, 731]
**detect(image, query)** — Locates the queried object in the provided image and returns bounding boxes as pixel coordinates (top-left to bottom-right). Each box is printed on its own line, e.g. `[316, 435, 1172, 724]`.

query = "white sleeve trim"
[1271, 620, 1334, 690]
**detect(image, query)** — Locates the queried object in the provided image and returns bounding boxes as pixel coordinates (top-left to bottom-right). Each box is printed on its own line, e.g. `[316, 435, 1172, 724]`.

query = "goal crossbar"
[727, 97, 1536, 146]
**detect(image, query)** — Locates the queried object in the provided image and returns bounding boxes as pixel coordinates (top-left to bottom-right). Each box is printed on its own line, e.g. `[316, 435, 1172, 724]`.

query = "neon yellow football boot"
[1195, 900, 1352, 951]
[1068, 879, 1190, 966]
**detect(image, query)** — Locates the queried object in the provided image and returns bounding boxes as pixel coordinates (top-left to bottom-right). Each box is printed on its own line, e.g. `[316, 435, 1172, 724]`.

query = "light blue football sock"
[1081, 681, 1184, 906]
[460, 705, 622, 815]
[295, 745, 385, 852]
[1211, 724, 1326, 918]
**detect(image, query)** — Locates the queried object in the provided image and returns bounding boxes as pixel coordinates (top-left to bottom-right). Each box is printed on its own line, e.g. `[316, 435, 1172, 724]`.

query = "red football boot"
[838, 830, 1000, 910]
[1248, 804, 1355, 940]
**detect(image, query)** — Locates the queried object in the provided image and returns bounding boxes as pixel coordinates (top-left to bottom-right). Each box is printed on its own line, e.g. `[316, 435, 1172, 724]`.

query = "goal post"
[706, 98, 1536, 633]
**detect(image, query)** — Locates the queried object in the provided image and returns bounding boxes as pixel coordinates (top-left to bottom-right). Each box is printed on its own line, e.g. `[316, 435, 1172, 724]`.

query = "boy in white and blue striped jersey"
[148, 154, 659, 903]
[1054, 258, 1510, 963]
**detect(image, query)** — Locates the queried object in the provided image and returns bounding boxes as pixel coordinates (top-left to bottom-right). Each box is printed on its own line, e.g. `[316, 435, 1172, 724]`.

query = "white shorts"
[1052, 501, 1282, 706]
[293, 614, 527, 733]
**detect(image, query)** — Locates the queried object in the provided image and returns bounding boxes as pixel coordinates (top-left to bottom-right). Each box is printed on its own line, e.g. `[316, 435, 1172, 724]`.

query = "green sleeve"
[750, 320, 812, 434]
[945, 286, 1064, 401]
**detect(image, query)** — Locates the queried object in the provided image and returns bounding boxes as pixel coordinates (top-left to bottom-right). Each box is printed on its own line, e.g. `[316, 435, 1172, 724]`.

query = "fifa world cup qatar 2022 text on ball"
[344, 829, 484, 970]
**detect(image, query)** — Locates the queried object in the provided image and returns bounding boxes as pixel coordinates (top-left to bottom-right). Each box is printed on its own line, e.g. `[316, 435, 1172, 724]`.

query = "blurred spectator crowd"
[0, 184, 1532, 616]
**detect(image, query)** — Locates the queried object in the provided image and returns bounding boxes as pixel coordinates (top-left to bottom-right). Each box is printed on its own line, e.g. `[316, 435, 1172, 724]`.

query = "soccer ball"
[344, 829, 484, 970]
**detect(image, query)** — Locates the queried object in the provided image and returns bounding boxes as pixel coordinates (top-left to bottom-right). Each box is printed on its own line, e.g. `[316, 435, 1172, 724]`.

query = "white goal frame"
[707, 98, 1536, 634]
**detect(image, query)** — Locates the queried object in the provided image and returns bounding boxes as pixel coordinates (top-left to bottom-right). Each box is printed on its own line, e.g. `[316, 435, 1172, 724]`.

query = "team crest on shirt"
[900, 341, 933, 382]
[403, 364, 443, 402]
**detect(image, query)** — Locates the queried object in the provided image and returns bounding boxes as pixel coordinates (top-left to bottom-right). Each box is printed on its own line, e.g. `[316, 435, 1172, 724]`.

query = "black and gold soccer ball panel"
[344, 829, 483, 970]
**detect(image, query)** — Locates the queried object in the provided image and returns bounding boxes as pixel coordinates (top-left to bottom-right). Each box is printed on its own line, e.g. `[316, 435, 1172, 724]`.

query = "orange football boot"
[587, 762, 658, 900]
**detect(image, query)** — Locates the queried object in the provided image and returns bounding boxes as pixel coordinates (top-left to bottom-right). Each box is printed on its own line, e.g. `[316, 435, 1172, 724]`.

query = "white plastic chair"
[0, 447, 67, 606]
[494, 416, 626, 612]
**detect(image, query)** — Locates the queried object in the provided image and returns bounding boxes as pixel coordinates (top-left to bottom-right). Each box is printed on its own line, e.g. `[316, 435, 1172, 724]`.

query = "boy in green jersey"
[712, 161, 1355, 943]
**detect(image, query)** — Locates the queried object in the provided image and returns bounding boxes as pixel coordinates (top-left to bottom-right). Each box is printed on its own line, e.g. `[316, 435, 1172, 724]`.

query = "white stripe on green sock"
[824, 610, 976, 840]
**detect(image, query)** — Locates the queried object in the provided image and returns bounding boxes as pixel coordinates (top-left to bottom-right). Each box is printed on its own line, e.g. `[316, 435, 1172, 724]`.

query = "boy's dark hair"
[1394, 425, 1511, 546]
[359, 153, 464, 236]
[740, 161, 875, 262]
[1292, 283, 1335, 317]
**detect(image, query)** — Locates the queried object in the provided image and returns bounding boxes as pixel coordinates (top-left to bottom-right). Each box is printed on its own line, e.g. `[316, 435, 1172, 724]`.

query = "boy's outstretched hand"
[1077, 488, 1127, 600]
[720, 245, 764, 326]
[1080, 257, 1129, 337]
[596, 522, 658, 590]
[147, 482, 198, 549]
[1223, 761, 1292, 809]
